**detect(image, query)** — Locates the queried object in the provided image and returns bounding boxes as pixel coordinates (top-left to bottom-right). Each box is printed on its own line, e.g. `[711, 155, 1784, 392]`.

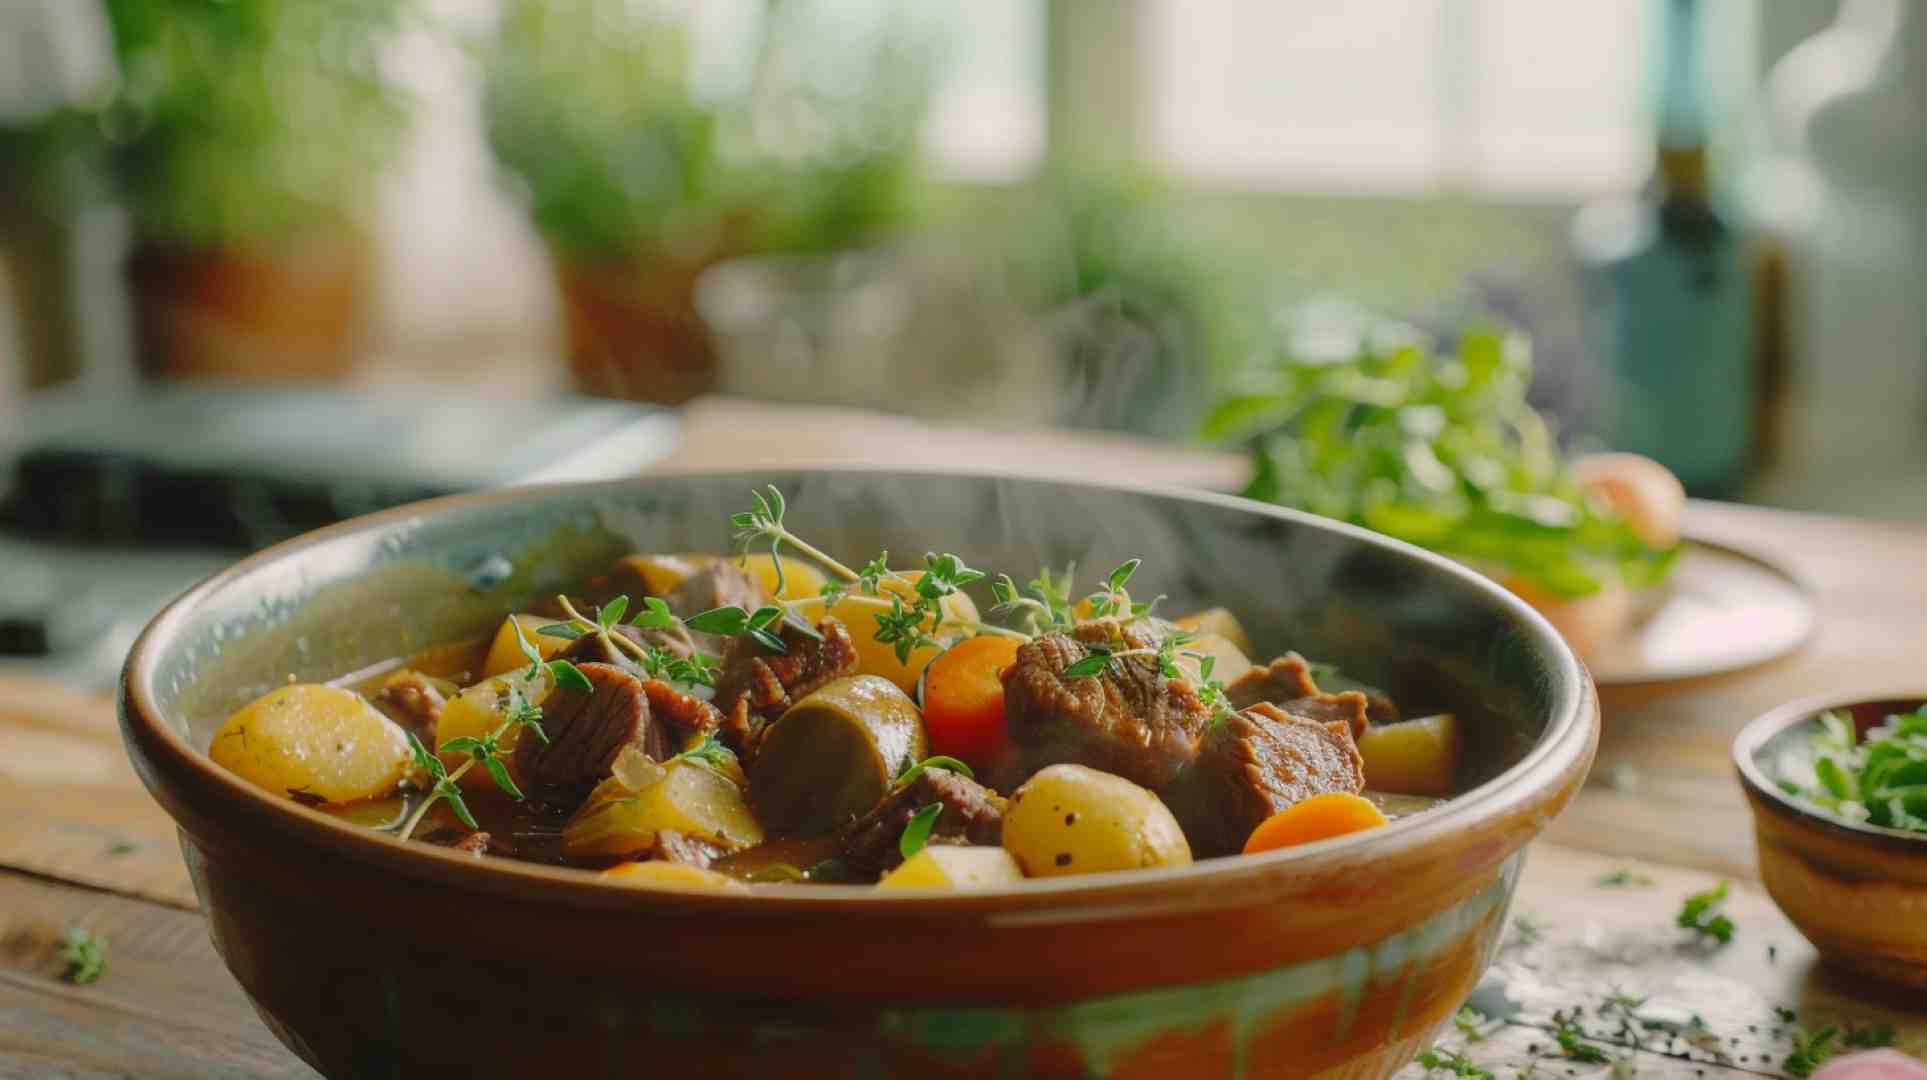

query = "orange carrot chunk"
[921, 634, 1024, 768]
[1242, 792, 1389, 854]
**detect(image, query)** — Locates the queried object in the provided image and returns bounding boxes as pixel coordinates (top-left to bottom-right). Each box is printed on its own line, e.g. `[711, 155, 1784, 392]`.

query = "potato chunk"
[878, 846, 1025, 890]
[210, 685, 413, 805]
[436, 668, 553, 786]
[1003, 764, 1191, 878]
[564, 756, 764, 859]
[599, 861, 748, 891]
[1172, 608, 1254, 656]
[1356, 713, 1461, 797]
[479, 614, 571, 679]
[792, 573, 980, 693]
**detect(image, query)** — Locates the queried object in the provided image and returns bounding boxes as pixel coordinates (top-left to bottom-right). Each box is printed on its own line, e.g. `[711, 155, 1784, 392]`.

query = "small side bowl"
[1734, 694, 1927, 989]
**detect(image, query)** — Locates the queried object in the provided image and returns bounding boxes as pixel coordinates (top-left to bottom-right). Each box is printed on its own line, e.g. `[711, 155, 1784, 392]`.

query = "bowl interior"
[140, 470, 1582, 858]
[1738, 694, 1927, 847]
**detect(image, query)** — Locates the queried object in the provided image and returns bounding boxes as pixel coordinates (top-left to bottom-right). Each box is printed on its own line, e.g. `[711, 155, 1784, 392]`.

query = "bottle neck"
[1653, 0, 1709, 203]
[1657, 144, 1708, 202]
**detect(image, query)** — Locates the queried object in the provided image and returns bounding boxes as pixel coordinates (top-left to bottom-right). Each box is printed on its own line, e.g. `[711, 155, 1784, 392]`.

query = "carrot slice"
[1242, 793, 1389, 853]
[921, 634, 1023, 767]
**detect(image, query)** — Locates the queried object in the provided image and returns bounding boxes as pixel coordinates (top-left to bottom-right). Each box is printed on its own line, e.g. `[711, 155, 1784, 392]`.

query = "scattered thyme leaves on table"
[59, 927, 106, 985]
[1676, 881, 1735, 946]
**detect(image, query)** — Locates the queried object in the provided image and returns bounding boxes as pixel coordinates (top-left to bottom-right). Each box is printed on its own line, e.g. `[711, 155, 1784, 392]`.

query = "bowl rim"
[122, 463, 1596, 912]
[1733, 690, 1927, 852]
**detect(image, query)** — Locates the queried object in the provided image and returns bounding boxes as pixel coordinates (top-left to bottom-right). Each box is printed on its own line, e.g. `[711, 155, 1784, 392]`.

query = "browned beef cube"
[515, 662, 667, 789]
[370, 669, 451, 745]
[714, 617, 859, 760]
[998, 622, 1213, 791]
[1158, 702, 1367, 857]
[637, 829, 725, 869]
[838, 768, 1007, 875]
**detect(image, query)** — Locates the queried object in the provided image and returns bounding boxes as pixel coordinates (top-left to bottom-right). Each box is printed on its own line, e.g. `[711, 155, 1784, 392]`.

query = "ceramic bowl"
[121, 469, 1596, 1078]
[1735, 693, 1927, 990]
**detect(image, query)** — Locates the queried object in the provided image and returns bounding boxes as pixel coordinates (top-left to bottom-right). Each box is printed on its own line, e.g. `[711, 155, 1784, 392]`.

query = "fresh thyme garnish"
[1784, 1027, 1841, 1078]
[1552, 1009, 1610, 1064]
[1415, 1047, 1494, 1080]
[899, 802, 943, 860]
[895, 755, 975, 787]
[394, 619, 568, 841]
[1049, 590, 1236, 728]
[1595, 867, 1654, 888]
[669, 731, 736, 774]
[59, 927, 106, 985]
[1675, 881, 1735, 946]
[1454, 1006, 1489, 1042]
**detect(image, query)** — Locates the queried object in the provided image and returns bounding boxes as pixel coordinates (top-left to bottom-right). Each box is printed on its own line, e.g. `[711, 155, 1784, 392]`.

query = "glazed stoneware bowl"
[121, 470, 1597, 1079]
[1735, 694, 1927, 990]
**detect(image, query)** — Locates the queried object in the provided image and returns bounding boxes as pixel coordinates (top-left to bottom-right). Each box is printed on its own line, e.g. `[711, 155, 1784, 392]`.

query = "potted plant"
[100, 0, 410, 381]
[482, 0, 928, 404]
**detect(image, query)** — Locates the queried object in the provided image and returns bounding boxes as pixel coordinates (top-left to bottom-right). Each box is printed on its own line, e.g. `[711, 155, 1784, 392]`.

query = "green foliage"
[60, 927, 108, 985]
[1781, 705, 1927, 834]
[100, 0, 412, 245]
[482, 0, 928, 261]
[1204, 326, 1681, 598]
[1675, 881, 1735, 946]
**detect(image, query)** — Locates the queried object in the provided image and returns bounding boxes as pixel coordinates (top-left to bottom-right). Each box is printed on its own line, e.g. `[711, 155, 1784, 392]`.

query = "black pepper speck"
[1054, 852, 1072, 867]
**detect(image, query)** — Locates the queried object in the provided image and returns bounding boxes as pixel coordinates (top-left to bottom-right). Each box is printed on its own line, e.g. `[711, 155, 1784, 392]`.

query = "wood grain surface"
[2, 397, 1923, 1078]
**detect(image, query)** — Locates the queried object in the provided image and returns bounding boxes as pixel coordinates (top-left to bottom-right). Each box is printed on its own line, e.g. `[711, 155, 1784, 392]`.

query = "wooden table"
[2, 397, 1924, 1077]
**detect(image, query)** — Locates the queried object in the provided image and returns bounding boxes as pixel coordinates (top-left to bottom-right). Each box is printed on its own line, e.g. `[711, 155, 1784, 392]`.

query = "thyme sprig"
[395, 620, 575, 842]
[1676, 881, 1735, 946]
[899, 802, 943, 860]
[60, 927, 107, 985]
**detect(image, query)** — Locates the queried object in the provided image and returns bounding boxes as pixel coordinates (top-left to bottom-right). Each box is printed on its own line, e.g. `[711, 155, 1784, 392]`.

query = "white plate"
[1585, 540, 1816, 685]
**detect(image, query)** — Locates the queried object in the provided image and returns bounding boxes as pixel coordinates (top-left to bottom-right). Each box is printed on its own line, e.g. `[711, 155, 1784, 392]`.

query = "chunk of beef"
[714, 617, 858, 760]
[641, 678, 723, 743]
[1226, 653, 1397, 730]
[637, 829, 725, 869]
[1158, 702, 1366, 857]
[998, 622, 1213, 791]
[1224, 653, 1320, 712]
[839, 768, 1007, 875]
[370, 669, 452, 744]
[516, 662, 668, 790]
[665, 561, 768, 617]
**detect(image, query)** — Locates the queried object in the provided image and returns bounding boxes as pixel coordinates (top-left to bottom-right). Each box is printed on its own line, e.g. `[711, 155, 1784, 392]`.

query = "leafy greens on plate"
[1777, 705, 1927, 835]
[1203, 327, 1679, 599]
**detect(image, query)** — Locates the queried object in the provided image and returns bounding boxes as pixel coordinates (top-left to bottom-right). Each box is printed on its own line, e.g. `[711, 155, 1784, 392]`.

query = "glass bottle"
[1573, 0, 1754, 498]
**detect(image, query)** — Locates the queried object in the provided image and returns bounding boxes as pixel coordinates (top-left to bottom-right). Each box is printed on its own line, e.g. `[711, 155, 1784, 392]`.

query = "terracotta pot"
[126, 227, 372, 381]
[121, 470, 1597, 1078]
[554, 252, 720, 405]
[1736, 692, 1927, 990]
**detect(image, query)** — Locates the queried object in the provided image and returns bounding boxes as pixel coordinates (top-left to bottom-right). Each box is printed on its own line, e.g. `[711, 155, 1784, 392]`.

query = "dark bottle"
[1573, 0, 1753, 498]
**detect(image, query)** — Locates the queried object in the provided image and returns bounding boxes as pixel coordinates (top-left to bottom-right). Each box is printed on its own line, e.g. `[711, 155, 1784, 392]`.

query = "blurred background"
[2, 0, 1925, 685]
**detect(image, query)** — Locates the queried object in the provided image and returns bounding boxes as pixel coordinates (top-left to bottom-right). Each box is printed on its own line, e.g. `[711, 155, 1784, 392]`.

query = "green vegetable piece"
[747, 675, 926, 837]
[60, 927, 107, 985]
[899, 802, 943, 860]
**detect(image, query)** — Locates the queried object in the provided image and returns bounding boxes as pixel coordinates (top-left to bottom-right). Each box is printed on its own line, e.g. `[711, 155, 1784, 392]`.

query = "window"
[922, 0, 1047, 181]
[1146, 0, 1653, 198]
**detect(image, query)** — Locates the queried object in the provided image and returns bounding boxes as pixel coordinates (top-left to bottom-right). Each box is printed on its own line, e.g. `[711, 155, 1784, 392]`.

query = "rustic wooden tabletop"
[2, 397, 1923, 1078]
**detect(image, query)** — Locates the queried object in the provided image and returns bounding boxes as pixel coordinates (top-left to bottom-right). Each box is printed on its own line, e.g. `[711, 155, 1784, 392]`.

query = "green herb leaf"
[1415, 1047, 1493, 1080]
[512, 616, 544, 671]
[899, 802, 943, 860]
[597, 596, 629, 628]
[1061, 652, 1112, 679]
[1453, 1006, 1487, 1042]
[482, 756, 524, 801]
[440, 736, 486, 757]
[1676, 881, 1735, 945]
[1107, 558, 1141, 594]
[1785, 1027, 1840, 1078]
[1552, 1010, 1609, 1064]
[685, 606, 748, 635]
[548, 658, 593, 692]
[634, 597, 676, 630]
[405, 731, 446, 780]
[748, 627, 787, 653]
[896, 755, 976, 786]
[440, 781, 478, 831]
[60, 927, 107, 985]
[537, 622, 586, 640]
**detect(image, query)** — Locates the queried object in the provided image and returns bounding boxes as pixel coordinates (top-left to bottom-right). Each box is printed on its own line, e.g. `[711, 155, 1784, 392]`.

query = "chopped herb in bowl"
[1776, 705, 1927, 834]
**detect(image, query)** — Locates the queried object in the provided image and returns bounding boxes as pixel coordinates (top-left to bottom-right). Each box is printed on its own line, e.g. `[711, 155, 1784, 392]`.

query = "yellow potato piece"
[563, 759, 764, 858]
[1175, 632, 1253, 686]
[1172, 608, 1254, 656]
[1357, 713, 1461, 797]
[793, 572, 980, 693]
[610, 553, 714, 599]
[436, 668, 553, 786]
[878, 846, 1026, 890]
[210, 685, 413, 805]
[736, 552, 828, 603]
[599, 861, 747, 891]
[1003, 764, 1192, 878]
[479, 613, 571, 679]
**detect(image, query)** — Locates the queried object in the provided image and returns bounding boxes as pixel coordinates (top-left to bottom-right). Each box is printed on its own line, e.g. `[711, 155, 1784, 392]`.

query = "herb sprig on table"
[60, 927, 107, 985]
[1203, 327, 1680, 598]
[1675, 881, 1736, 946]
[1778, 705, 1927, 834]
